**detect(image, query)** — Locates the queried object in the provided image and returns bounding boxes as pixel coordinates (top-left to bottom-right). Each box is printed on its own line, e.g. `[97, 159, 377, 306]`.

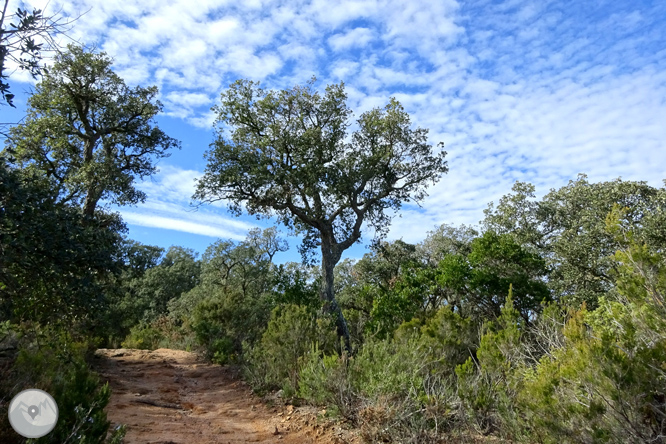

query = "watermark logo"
[8, 389, 58, 438]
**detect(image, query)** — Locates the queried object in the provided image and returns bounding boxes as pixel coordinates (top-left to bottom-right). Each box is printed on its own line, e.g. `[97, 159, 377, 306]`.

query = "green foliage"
[1, 5, 65, 106]
[0, 162, 124, 328]
[483, 175, 666, 308]
[477, 287, 524, 376]
[179, 229, 286, 363]
[418, 223, 479, 265]
[353, 335, 425, 400]
[336, 241, 422, 343]
[245, 304, 337, 393]
[115, 246, 200, 330]
[0, 325, 123, 443]
[121, 323, 162, 350]
[195, 78, 449, 350]
[120, 316, 196, 351]
[195, 78, 448, 246]
[189, 289, 269, 364]
[298, 348, 353, 413]
[452, 289, 522, 436]
[467, 231, 551, 318]
[271, 262, 320, 308]
[606, 205, 666, 326]
[4, 44, 180, 216]
[117, 239, 164, 281]
[516, 223, 666, 444]
[353, 330, 463, 442]
[367, 264, 427, 339]
[417, 305, 477, 371]
[356, 229, 549, 341]
[455, 357, 496, 434]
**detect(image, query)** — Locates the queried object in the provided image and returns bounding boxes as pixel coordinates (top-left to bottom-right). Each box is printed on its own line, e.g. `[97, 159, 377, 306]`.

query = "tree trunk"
[83, 188, 100, 217]
[320, 237, 352, 354]
[82, 138, 99, 217]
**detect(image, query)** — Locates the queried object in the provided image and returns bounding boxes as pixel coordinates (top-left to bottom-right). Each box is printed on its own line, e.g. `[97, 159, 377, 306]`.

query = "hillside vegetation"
[1, 44, 665, 443]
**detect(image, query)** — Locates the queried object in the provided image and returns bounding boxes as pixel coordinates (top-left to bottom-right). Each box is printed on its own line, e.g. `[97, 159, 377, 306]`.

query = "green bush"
[121, 323, 161, 350]
[189, 286, 273, 364]
[120, 317, 196, 351]
[352, 332, 461, 442]
[0, 324, 125, 443]
[518, 303, 666, 444]
[298, 348, 355, 417]
[245, 304, 337, 394]
[415, 305, 478, 373]
[511, 208, 666, 443]
[353, 336, 424, 400]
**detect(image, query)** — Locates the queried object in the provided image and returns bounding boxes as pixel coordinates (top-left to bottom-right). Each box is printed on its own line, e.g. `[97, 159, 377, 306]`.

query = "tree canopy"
[195, 78, 448, 348]
[3, 45, 180, 216]
[0, 162, 124, 326]
[483, 174, 666, 308]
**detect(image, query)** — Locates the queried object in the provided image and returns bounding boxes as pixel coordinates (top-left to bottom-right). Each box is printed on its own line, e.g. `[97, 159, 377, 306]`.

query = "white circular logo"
[8, 389, 59, 438]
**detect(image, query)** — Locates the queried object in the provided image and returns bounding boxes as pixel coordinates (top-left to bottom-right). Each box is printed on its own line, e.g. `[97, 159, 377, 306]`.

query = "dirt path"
[93, 348, 358, 444]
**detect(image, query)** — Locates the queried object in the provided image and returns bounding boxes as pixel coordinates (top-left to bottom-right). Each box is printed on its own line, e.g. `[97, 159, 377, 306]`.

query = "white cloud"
[120, 213, 250, 239]
[117, 165, 256, 239]
[328, 28, 374, 51]
[8, 0, 666, 250]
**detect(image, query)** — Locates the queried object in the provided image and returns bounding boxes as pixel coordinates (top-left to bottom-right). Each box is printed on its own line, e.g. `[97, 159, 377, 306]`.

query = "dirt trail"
[93, 348, 358, 444]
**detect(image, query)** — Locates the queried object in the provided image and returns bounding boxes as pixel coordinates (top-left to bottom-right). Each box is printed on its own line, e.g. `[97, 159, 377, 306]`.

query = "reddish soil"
[93, 348, 360, 444]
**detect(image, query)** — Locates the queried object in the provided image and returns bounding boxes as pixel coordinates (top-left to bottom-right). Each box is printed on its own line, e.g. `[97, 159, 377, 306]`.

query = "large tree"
[483, 175, 666, 308]
[194, 78, 448, 349]
[4, 44, 180, 216]
[0, 161, 124, 326]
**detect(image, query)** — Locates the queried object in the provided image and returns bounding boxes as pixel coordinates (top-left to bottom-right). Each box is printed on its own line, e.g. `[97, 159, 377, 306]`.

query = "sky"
[5, 0, 666, 264]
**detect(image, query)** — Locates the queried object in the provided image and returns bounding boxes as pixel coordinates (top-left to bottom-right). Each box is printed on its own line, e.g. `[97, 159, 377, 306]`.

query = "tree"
[0, 161, 124, 326]
[340, 240, 422, 339]
[174, 229, 288, 362]
[4, 44, 180, 216]
[483, 175, 666, 308]
[114, 246, 200, 331]
[0, 1, 79, 107]
[117, 238, 165, 280]
[194, 78, 448, 349]
[418, 223, 479, 265]
[461, 231, 550, 322]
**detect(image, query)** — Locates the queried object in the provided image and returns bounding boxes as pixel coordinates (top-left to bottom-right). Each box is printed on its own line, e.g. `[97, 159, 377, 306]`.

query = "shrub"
[513, 208, 666, 443]
[121, 323, 161, 350]
[353, 336, 424, 400]
[0, 324, 125, 443]
[518, 303, 666, 444]
[120, 316, 196, 351]
[298, 348, 356, 419]
[416, 305, 478, 372]
[189, 287, 273, 364]
[352, 333, 460, 443]
[245, 304, 337, 394]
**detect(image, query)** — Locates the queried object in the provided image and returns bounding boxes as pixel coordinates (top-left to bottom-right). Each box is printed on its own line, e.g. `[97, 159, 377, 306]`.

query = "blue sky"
[6, 0, 666, 263]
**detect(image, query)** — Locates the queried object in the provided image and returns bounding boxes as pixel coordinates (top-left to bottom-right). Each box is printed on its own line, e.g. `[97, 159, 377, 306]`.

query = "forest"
[1, 41, 666, 443]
